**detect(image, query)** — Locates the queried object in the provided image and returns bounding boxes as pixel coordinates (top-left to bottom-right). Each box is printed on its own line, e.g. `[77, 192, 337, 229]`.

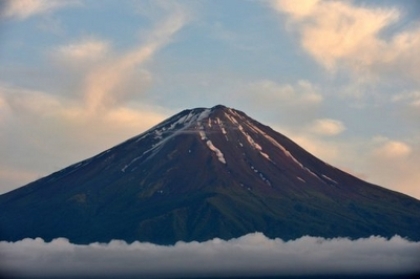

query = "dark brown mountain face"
[0, 105, 419, 244]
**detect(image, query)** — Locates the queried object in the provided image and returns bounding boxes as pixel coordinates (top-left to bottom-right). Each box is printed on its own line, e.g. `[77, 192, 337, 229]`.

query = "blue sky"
[0, 0, 419, 199]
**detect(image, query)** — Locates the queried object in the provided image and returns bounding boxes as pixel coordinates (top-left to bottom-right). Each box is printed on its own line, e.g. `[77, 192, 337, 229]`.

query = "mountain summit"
[1, 105, 419, 244]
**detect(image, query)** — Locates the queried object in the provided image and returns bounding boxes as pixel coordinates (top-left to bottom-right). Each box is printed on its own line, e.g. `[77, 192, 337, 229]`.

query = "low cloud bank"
[0, 233, 419, 278]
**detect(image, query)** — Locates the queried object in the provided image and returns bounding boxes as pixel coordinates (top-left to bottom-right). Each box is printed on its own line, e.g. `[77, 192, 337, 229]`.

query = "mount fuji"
[1, 105, 419, 244]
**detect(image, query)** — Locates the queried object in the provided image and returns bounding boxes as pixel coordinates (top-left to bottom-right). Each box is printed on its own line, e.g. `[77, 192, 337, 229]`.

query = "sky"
[0, 0, 419, 199]
[1, 233, 419, 278]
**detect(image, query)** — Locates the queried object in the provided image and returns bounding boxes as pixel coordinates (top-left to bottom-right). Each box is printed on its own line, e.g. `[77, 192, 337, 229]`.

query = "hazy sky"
[0, 0, 419, 198]
[1, 233, 419, 277]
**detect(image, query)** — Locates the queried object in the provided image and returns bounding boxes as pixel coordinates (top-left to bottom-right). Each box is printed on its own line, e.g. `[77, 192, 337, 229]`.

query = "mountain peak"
[211, 104, 228, 111]
[147, 105, 239, 137]
[1, 105, 420, 244]
[179, 105, 234, 119]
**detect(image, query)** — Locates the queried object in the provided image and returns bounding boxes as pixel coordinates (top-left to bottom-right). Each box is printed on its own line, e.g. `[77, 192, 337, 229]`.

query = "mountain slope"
[1, 105, 419, 244]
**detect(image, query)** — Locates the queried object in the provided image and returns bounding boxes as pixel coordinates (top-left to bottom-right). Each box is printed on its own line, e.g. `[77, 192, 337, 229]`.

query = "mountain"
[0, 105, 419, 244]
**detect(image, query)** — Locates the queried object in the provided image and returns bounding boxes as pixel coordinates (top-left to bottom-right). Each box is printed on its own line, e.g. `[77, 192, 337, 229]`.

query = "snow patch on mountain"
[121, 156, 143, 172]
[224, 112, 239, 125]
[154, 130, 163, 140]
[216, 118, 227, 135]
[199, 130, 206, 140]
[130, 109, 216, 162]
[250, 165, 271, 186]
[124, 106, 329, 180]
[297, 177, 306, 183]
[245, 121, 322, 180]
[322, 174, 338, 184]
[206, 140, 226, 164]
[237, 124, 271, 161]
[199, 129, 226, 164]
[197, 109, 211, 122]
[259, 152, 270, 160]
[238, 125, 261, 150]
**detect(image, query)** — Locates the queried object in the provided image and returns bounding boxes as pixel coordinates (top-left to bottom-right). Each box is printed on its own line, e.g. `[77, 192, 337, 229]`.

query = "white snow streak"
[250, 165, 271, 186]
[216, 118, 227, 135]
[239, 125, 262, 151]
[199, 129, 226, 164]
[197, 109, 211, 122]
[322, 174, 338, 184]
[297, 177, 306, 183]
[130, 109, 215, 162]
[245, 122, 321, 180]
[121, 156, 142, 172]
[236, 122, 271, 161]
[224, 112, 239, 125]
[199, 130, 206, 140]
[206, 140, 226, 164]
[260, 152, 270, 160]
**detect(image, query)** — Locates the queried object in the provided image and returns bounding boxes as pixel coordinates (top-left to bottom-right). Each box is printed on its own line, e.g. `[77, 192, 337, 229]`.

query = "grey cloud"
[0, 233, 419, 278]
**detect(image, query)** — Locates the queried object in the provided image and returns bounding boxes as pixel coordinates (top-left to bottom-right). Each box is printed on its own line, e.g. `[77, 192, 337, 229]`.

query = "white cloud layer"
[0, 233, 419, 278]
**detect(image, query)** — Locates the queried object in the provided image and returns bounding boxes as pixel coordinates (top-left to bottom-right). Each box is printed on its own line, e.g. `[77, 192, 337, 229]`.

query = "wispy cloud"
[270, 125, 420, 199]
[247, 79, 323, 107]
[308, 118, 346, 136]
[55, 38, 110, 62]
[392, 91, 420, 107]
[264, 0, 420, 199]
[82, 4, 188, 113]
[0, 0, 81, 20]
[364, 136, 420, 198]
[1, 233, 419, 278]
[372, 137, 412, 159]
[270, 0, 420, 83]
[0, 3, 190, 192]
